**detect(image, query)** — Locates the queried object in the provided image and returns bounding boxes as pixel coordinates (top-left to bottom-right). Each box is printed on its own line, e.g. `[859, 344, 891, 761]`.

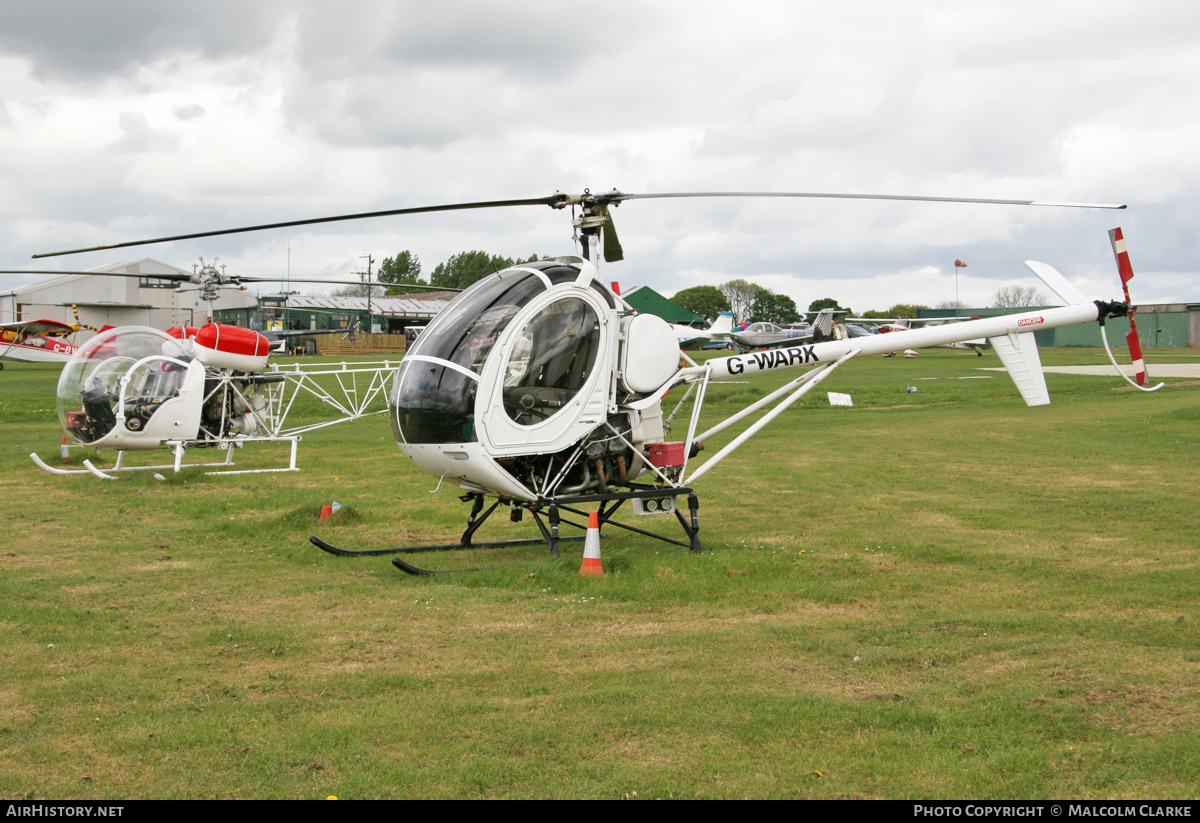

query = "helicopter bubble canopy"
[389, 258, 620, 500]
[57, 325, 203, 449]
[391, 259, 612, 445]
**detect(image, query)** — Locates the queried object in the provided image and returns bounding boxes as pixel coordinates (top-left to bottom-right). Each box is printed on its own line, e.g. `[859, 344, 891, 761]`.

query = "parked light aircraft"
[673, 309, 841, 351]
[0, 319, 80, 368]
[725, 309, 841, 348]
[851, 317, 990, 355]
[17, 189, 1155, 573]
[672, 312, 735, 350]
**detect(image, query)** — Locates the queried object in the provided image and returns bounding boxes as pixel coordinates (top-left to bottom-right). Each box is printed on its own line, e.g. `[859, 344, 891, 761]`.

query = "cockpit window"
[393, 263, 570, 444]
[390, 358, 481, 444]
[502, 297, 601, 426]
[390, 261, 612, 444]
[407, 270, 547, 375]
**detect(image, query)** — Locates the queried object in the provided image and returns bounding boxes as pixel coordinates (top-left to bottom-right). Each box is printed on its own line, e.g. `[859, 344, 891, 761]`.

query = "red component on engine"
[646, 442, 686, 467]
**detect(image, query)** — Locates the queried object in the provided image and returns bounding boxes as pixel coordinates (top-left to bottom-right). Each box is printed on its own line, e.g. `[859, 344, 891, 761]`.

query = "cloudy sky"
[2, 0, 1196, 313]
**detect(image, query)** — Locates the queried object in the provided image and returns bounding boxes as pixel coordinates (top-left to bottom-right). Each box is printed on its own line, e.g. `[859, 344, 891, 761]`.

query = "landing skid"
[311, 486, 702, 575]
[31, 437, 301, 478]
[308, 534, 572, 558]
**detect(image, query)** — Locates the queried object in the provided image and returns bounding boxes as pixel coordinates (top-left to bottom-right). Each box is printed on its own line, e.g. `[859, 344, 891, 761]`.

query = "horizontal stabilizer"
[1025, 260, 1088, 306]
[990, 331, 1050, 406]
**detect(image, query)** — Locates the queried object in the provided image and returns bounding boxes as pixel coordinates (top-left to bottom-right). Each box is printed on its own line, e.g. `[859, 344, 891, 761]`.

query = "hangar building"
[0, 258, 258, 338]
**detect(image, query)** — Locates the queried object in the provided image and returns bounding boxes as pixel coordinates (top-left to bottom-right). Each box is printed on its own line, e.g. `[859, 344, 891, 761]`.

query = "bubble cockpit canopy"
[389, 259, 610, 446]
[57, 326, 188, 445]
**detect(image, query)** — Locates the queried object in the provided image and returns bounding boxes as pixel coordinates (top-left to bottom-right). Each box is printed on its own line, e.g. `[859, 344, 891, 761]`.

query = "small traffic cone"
[59, 436, 70, 462]
[579, 512, 603, 576]
[319, 504, 333, 521]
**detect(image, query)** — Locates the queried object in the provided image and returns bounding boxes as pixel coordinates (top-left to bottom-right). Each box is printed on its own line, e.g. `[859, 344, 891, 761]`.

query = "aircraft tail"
[673, 311, 734, 350]
[708, 312, 734, 335]
[811, 309, 837, 342]
[989, 331, 1050, 406]
[1025, 260, 1088, 306]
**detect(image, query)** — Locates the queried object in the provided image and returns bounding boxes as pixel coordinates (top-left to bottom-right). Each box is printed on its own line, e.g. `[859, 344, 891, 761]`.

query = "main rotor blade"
[31, 195, 571, 259]
[606, 191, 1128, 209]
[28, 188, 1125, 261]
[232, 276, 458, 290]
[0, 269, 190, 280]
[0, 269, 458, 291]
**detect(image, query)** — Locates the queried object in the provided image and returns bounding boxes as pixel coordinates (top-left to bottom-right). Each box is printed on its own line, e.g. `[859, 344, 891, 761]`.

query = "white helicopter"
[19, 191, 1156, 574]
[11, 259, 452, 478]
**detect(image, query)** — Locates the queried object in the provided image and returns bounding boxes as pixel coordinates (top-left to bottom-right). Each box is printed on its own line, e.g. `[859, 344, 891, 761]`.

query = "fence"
[311, 332, 407, 356]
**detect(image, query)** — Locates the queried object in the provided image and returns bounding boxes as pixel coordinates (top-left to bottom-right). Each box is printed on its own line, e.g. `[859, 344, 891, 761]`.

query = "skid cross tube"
[310, 486, 702, 567]
[536, 485, 702, 553]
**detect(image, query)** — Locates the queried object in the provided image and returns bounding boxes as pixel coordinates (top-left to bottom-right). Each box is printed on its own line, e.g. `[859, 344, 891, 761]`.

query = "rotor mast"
[187, 257, 244, 323]
[573, 199, 607, 275]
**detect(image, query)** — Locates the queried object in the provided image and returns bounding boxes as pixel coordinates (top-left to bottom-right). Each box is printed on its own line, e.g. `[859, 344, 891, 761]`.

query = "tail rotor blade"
[1126, 325, 1147, 386]
[1109, 227, 1136, 290]
[1104, 228, 1161, 391]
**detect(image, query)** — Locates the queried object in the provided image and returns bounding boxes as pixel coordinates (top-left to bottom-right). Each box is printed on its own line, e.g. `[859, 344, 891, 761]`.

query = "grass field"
[0, 348, 1196, 799]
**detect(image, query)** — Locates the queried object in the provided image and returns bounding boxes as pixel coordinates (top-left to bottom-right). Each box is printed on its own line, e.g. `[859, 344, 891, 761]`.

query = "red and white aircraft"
[0, 319, 81, 368]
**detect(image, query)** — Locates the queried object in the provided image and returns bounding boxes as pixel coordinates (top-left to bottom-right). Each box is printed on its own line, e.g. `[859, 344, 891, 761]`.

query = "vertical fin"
[710, 312, 734, 334]
[989, 332, 1050, 406]
[814, 309, 834, 337]
[1024, 260, 1088, 305]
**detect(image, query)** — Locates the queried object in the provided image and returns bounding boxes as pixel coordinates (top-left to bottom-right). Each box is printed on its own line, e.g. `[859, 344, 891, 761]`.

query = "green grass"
[0, 350, 1196, 799]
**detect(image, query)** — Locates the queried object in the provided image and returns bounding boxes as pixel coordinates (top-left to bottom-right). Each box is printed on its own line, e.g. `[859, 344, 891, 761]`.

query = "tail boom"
[705, 303, 1098, 381]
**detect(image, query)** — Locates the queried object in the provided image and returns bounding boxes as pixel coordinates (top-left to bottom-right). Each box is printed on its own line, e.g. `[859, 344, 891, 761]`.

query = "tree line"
[333, 250, 540, 297]
[341, 251, 1051, 318]
[675, 281, 1050, 323]
[673, 283, 861, 325]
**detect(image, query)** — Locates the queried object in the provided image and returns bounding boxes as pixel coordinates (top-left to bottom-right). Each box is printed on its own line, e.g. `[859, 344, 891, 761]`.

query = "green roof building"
[621, 285, 706, 325]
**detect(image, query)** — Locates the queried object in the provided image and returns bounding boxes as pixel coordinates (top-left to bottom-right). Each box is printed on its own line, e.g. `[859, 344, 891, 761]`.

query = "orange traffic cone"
[580, 511, 603, 576]
[59, 436, 70, 462]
